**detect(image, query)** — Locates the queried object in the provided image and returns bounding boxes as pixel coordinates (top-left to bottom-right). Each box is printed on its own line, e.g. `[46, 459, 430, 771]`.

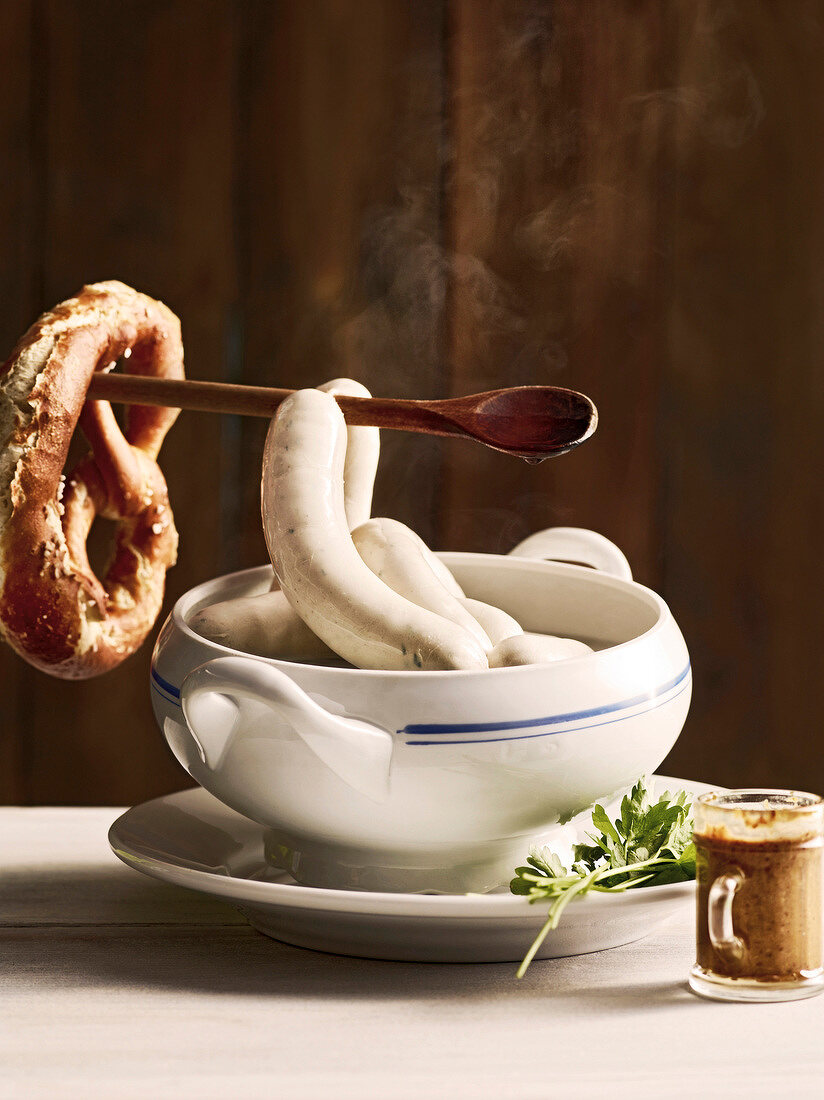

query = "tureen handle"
[180, 656, 393, 802]
[508, 526, 632, 580]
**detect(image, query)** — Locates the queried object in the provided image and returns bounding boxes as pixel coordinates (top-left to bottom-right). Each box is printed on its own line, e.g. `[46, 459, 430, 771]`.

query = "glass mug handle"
[708, 870, 746, 961]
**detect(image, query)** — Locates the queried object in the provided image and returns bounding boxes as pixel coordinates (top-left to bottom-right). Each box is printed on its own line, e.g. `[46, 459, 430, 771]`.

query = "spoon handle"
[88, 373, 300, 419]
[86, 373, 470, 437]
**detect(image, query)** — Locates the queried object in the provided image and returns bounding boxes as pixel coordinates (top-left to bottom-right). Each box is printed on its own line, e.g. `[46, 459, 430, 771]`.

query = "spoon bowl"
[451, 385, 597, 459]
[338, 385, 598, 460]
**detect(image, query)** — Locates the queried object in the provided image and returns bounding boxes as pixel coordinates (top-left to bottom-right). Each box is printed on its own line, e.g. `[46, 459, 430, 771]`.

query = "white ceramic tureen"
[150, 527, 691, 893]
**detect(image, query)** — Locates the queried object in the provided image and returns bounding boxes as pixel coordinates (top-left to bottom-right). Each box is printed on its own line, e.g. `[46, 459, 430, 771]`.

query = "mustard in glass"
[690, 789, 824, 1002]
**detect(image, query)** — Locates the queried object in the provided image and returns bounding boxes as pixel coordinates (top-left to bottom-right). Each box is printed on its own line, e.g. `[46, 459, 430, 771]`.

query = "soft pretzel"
[0, 281, 184, 678]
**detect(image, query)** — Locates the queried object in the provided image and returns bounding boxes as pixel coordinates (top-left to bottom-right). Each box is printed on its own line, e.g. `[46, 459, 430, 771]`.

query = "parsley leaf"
[511, 777, 695, 977]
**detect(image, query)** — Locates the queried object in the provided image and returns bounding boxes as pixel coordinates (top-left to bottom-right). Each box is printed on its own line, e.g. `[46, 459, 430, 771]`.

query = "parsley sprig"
[511, 777, 696, 977]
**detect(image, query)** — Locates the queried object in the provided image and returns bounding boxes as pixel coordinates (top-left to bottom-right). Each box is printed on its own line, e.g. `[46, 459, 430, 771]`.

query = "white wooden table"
[2, 805, 823, 1099]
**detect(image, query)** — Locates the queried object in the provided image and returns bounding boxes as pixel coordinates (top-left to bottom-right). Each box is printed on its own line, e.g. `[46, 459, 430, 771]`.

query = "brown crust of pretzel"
[0, 281, 183, 678]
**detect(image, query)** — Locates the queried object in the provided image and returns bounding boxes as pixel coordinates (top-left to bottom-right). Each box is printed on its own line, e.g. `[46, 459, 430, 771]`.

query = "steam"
[336, 2, 765, 377]
[313, 1, 766, 544]
[628, 66, 764, 152]
[335, 194, 522, 394]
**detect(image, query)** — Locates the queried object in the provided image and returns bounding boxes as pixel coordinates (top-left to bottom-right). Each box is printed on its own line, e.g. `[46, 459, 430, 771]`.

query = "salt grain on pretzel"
[0, 281, 184, 678]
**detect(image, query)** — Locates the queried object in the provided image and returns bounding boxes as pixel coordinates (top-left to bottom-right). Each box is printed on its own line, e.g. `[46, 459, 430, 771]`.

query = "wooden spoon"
[86, 373, 597, 461]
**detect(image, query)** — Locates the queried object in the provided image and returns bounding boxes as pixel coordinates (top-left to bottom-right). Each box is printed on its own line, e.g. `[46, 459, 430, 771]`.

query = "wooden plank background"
[1, 0, 822, 804]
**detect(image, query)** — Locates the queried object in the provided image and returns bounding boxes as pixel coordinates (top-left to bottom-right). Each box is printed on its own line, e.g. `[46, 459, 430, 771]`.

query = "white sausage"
[190, 590, 337, 663]
[457, 598, 523, 646]
[317, 378, 380, 530]
[352, 518, 492, 651]
[261, 389, 488, 671]
[356, 511, 463, 597]
[426, 551, 464, 598]
[269, 377, 380, 592]
[489, 633, 592, 667]
[364, 514, 465, 598]
[353, 519, 521, 647]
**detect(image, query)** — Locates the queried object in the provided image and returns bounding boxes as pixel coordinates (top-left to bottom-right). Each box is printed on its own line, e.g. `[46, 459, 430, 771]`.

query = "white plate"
[109, 775, 712, 963]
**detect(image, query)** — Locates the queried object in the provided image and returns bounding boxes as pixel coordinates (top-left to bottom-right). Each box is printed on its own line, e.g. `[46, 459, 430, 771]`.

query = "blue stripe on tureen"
[151, 667, 182, 707]
[401, 662, 692, 745]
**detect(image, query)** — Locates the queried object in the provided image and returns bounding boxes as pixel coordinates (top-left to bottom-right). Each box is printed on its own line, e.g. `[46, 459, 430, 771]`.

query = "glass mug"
[690, 789, 824, 1002]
